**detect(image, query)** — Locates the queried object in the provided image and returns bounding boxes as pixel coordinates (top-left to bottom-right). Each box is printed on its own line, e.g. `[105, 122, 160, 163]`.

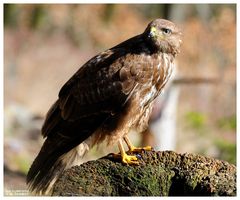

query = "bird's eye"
[162, 28, 172, 35]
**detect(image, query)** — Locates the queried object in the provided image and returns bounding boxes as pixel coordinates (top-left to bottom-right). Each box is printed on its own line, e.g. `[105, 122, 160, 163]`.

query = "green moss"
[53, 151, 236, 196]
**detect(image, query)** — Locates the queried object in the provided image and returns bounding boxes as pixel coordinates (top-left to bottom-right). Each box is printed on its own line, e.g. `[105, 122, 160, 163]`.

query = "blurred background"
[4, 4, 236, 195]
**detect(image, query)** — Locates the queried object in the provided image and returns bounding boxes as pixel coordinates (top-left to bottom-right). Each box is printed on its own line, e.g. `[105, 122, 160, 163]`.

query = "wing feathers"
[41, 100, 61, 137]
[27, 35, 157, 194]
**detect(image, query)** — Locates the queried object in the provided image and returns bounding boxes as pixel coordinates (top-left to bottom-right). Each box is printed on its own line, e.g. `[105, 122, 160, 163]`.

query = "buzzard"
[27, 18, 182, 195]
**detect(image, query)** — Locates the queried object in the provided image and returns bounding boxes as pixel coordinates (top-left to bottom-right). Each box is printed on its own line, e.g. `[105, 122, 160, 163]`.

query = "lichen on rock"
[52, 150, 236, 196]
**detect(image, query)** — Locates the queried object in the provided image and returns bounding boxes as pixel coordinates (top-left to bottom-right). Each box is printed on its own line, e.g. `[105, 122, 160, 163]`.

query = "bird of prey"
[27, 18, 182, 195]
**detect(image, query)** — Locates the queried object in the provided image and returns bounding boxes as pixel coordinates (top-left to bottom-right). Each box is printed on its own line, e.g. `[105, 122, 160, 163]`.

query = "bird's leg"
[124, 136, 152, 153]
[111, 139, 139, 165]
[118, 139, 139, 165]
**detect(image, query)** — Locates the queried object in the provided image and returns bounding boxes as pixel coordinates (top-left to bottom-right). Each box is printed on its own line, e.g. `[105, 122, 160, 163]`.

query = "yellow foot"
[127, 145, 153, 153]
[123, 136, 153, 153]
[122, 153, 139, 165]
[108, 153, 139, 165]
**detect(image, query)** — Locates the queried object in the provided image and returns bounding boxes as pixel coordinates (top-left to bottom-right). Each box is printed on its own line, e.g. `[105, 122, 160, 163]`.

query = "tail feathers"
[27, 157, 64, 195]
[27, 138, 90, 195]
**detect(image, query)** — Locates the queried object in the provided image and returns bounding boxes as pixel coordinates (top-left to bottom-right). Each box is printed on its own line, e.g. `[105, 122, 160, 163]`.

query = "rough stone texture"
[52, 150, 236, 196]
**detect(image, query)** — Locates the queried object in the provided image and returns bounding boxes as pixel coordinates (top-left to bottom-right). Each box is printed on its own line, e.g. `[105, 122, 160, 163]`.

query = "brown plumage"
[27, 18, 182, 195]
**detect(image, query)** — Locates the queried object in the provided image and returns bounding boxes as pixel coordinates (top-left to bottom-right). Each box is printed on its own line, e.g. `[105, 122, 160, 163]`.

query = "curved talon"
[117, 139, 140, 165]
[116, 137, 152, 165]
[122, 153, 139, 165]
[109, 152, 139, 165]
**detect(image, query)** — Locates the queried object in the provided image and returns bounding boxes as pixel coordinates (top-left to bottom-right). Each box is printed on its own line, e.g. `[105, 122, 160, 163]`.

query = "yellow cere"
[150, 26, 157, 37]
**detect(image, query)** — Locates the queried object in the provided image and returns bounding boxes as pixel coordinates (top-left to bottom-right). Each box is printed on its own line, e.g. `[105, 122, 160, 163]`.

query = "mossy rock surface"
[52, 150, 236, 196]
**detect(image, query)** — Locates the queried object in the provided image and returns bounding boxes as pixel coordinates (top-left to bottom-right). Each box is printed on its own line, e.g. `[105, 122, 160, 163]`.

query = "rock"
[52, 150, 236, 196]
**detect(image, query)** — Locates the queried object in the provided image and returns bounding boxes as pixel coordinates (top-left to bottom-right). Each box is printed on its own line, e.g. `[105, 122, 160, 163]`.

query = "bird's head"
[144, 19, 182, 56]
